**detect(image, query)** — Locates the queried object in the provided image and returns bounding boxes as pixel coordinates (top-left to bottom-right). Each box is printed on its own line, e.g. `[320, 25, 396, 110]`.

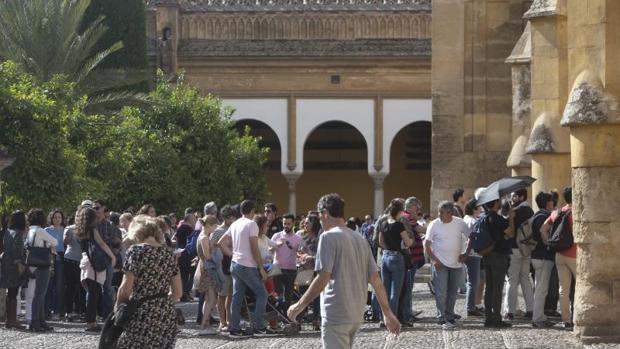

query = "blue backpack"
[184, 230, 200, 258]
[471, 214, 495, 256]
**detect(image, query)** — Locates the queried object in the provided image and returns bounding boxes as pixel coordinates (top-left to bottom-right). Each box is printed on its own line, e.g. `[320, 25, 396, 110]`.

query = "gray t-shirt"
[315, 225, 378, 326]
[63, 225, 82, 262]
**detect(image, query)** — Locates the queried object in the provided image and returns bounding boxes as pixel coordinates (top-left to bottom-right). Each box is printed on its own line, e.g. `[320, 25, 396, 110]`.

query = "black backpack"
[87, 238, 108, 272]
[547, 209, 573, 252]
[471, 214, 495, 256]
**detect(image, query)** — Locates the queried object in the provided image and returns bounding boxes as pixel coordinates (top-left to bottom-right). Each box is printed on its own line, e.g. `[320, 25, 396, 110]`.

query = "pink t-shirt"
[224, 217, 259, 268]
[271, 231, 302, 270]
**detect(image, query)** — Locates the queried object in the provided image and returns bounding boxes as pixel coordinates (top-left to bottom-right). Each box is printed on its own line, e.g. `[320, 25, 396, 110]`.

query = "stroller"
[242, 286, 301, 335]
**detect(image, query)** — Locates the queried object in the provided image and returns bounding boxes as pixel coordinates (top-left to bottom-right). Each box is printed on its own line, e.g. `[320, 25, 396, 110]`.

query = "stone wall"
[431, 0, 526, 207]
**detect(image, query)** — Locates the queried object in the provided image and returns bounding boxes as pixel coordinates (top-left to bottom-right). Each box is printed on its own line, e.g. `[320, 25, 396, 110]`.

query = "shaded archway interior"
[298, 121, 372, 217]
[384, 121, 432, 216]
[233, 119, 287, 208]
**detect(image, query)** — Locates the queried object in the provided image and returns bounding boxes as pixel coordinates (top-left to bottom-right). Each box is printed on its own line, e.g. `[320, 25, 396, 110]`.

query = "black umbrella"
[476, 176, 536, 207]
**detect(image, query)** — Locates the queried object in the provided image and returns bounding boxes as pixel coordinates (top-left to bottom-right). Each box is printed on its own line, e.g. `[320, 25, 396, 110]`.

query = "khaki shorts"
[321, 323, 361, 349]
[218, 274, 233, 297]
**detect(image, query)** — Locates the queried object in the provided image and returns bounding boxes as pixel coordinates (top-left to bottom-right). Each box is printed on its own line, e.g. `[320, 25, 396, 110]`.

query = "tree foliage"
[0, 61, 85, 212]
[68, 73, 269, 214]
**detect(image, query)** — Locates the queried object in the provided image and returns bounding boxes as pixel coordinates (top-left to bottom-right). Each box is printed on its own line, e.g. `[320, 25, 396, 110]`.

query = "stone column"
[561, 0, 620, 343]
[370, 173, 387, 219]
[284, 173, 301, 215]
[524, 0, 571, 209]
[431, 0, 521, 209]
[506, 22, 532, 178]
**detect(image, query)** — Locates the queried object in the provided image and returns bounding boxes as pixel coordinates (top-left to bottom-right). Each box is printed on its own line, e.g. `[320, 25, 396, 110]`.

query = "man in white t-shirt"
[218, 200, 276, 338]
[424, 200, 469, 329]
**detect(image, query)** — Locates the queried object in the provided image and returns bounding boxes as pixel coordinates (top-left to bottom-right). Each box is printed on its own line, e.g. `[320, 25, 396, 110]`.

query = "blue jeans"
[45, 255, 64, 315]
[432, 265, 462, 323]
[398, 266, 417, 321]
[230, 262, 268, 332]
[465, 256, 481, 312]
[381, 251, 405, 316]
[99, 263, 114, 318]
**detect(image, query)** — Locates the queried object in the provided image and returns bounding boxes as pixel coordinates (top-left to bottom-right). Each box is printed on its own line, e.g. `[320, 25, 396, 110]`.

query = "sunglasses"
[94, 206, 102, 211]
[264, 210, 273, 213]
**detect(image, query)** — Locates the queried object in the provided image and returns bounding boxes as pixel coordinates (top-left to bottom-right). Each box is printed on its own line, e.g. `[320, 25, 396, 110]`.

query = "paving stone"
[1, 283, 619, 349]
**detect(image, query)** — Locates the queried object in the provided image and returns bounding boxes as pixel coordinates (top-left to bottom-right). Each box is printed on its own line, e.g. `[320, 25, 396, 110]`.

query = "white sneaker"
[442, 322, 456, 330]
[198, 327, 217, 336]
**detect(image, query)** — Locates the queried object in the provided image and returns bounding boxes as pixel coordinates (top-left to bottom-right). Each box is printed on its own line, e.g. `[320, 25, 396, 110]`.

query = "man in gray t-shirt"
[288, 193, 400, 349]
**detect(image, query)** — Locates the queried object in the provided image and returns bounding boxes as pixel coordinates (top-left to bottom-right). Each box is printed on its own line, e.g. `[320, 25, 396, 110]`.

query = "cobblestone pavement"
[1, 283, 619, 349]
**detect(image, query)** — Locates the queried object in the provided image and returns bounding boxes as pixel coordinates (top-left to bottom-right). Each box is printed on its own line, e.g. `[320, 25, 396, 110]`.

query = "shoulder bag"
[25, 231, 51, 267]
[98, 292, 168, 349]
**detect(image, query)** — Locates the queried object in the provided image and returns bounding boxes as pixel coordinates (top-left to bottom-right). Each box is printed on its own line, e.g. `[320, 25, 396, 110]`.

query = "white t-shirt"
[424, 217, 469, 268]
[258, 235, 276, 264]
[224, 217, 259, 268]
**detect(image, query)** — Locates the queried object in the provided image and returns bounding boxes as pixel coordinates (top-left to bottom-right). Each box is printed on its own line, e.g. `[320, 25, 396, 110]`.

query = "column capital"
[370, 173, 387, 189]
[283, 173, 301, 189]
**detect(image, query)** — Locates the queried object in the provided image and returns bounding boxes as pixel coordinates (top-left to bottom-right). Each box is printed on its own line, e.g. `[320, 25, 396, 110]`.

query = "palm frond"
[0, 0, 147, 113]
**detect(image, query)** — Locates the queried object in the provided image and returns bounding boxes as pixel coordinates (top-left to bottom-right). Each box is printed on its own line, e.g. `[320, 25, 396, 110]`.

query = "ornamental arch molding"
[222, 98, 289, 174]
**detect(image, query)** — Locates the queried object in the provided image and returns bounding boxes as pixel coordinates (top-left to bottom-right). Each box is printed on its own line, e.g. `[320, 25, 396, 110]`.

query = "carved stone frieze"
[178, 12, 431, 40]
[146, 0, 432, 12]
[177, 38, 431, 56]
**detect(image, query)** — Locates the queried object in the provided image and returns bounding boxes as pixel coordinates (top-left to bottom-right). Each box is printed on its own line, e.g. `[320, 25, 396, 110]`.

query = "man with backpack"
[530, 192, 555, 328]
[540, 186, 575, 330]
[474, 199, 515, 328]
[503, 189, 534, 321]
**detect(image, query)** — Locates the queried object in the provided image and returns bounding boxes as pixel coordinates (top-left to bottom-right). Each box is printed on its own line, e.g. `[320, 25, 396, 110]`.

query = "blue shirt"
[45, 226, 65, 253]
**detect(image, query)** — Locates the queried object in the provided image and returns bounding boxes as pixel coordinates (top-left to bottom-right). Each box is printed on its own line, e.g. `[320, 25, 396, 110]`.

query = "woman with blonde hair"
[194, 215, 219, 336]
[115, 216, 182, 348]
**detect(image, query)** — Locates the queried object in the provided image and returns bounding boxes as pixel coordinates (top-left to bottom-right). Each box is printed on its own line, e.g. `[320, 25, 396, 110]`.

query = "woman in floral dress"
[116, 215, 182, 349]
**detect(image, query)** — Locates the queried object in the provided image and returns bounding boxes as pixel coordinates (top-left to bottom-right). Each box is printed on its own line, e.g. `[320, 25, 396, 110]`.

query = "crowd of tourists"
[0, 186, 576, 348]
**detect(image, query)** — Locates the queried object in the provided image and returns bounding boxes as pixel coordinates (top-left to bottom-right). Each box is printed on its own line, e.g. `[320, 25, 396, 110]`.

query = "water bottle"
[383, 333, 400, 349]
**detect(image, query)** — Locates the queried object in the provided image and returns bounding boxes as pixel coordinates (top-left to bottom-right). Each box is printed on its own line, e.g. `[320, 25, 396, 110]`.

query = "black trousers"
[483, 252, 509, 323]
[545, 264, 560, 312]
[84, 279, 100, 324]
[274, 269, 297, 308]
[64, 259, 82, 315]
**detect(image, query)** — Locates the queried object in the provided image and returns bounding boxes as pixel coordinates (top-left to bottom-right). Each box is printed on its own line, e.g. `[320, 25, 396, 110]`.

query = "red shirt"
[544, 205, 576, 258]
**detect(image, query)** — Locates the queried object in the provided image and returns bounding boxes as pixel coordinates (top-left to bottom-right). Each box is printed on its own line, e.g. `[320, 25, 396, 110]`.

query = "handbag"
[401, 248, 414, 270]
[295, 268, 315, 287]
[99, 292, 168, 349]
[266, 263, 282, 277]
[25, 231, 51, 267]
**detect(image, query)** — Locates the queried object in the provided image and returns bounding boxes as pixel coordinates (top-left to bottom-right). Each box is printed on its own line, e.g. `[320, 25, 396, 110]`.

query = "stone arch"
[383, 121, 432, 214]
[296, 99, 375, 174]
[298, 121, 372, 217]
[222, 98, 289, 173]
[232, 118, 287, 213]
[180, 18, 189, 39]
[381, 99, 432, 175]
[198, 18, 205, 39]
